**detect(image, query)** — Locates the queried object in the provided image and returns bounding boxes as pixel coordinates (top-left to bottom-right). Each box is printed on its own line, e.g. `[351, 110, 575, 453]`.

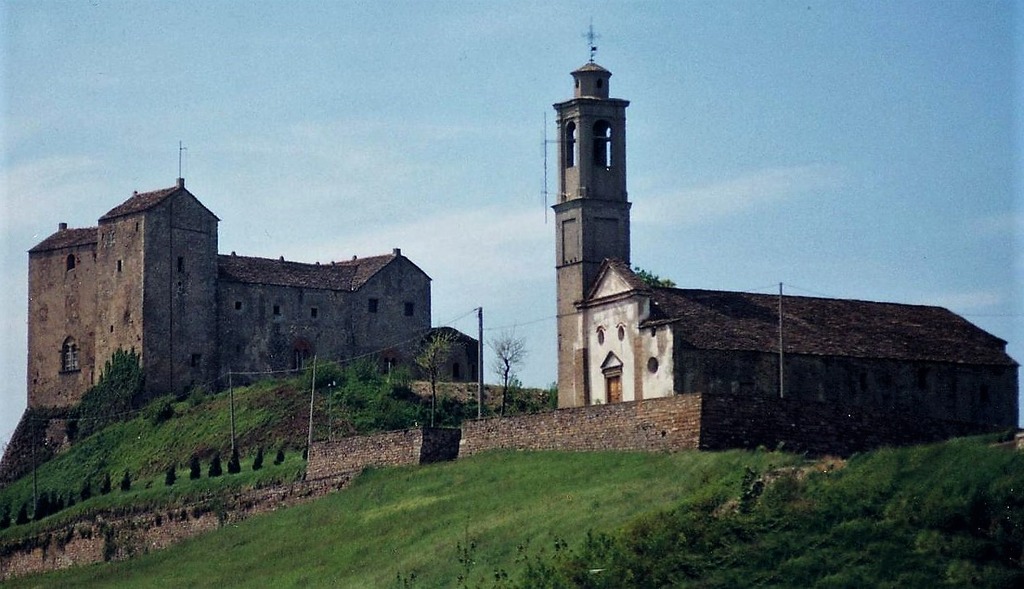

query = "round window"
[617, 325, 625, 341]
[647, 357, 659, 373]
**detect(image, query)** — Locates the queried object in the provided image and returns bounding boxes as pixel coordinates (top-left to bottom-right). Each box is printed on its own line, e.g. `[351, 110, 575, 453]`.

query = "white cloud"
[633, 164, 846, 226]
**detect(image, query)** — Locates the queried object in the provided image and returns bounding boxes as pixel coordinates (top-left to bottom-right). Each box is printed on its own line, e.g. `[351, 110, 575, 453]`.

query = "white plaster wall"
[584, 295, 673, 403]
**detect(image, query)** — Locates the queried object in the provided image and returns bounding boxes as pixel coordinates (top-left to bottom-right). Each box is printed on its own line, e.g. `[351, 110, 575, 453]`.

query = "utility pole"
[477, 307, 484, 418]
[778, 283, 785, 399]
[229, 370, 236, 453]
[307, 356, 317, 456]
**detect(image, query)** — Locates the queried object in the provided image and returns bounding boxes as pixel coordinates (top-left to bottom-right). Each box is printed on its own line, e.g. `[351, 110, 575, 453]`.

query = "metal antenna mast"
[178, 141, 188, 179]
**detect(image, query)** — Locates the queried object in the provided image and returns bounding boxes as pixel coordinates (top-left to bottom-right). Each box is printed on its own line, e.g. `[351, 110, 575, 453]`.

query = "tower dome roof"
[570, 62, 612, 98]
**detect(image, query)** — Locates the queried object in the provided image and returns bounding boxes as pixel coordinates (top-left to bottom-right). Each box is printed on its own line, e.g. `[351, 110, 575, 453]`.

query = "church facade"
[553, 62, 1018, 429]
[26, 180, 448, 409]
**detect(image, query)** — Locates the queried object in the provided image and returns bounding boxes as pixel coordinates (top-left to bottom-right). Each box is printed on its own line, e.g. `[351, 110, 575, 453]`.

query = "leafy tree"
[633, 266, 676, 288]
[69, 348, 144, 439]
[165, 464, 177, 486]
[208, 453, 222, 477]
[274, 448, 285, 466]
[252, 447, 264, 471]
[120, 470, 131, 492]
[99, 472, 112, 495]
[189, 455, 201, 480]
[415, 330, 456, 427]
[227, 448, 241, 474]
[489, 331, 527, 416]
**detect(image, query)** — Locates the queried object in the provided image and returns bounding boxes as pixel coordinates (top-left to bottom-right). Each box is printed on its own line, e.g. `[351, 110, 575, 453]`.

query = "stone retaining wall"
[459, 395, 702, 457]
[699, 393, 1006, 455]
[306, 427, 461, 480]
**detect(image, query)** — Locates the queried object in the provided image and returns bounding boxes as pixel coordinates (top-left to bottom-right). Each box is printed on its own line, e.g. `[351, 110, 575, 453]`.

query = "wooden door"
[607, 375, 622, 404]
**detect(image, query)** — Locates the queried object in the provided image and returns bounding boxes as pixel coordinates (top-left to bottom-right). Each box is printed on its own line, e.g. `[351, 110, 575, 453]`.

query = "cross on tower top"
[585, 21, 600, 62]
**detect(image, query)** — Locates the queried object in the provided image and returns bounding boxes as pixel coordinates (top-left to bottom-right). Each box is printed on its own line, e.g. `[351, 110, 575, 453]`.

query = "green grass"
[0, 379, 312, 540]
[5, 437, 1023, 588]
[2, 448, 801, 588]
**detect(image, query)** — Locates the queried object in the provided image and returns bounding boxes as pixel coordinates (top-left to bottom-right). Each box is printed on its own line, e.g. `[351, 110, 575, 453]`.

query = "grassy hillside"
[6, 437, 1022, 588]
[0, 378, 311, 540]
[0, 363, 542, 541]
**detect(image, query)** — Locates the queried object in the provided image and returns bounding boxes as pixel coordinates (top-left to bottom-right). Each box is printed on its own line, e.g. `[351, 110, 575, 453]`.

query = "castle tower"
[553, 62, 631, 407]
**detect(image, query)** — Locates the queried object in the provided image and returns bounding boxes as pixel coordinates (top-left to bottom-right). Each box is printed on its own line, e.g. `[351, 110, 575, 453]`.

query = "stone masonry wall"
[306, 427, 461, 481]
[699, 393, 1008, 456]
[459, 394, 702, 457]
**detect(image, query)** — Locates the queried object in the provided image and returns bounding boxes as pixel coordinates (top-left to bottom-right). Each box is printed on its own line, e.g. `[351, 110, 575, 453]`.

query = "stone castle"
[24, 179, 468, 410]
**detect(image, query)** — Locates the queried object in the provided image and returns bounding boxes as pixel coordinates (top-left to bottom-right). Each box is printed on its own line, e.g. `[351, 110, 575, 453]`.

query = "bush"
[120, 470, 131, 492]
[165, 464, 177, 486]
[187, 385, 208, 407]
[80, 479, 92, 502]
[252, 447, 264, 471]
[274, 448, 285, 466]
[146, 395, 176, 425]
[227, 448, 241, 474]
[208, 453, 223, 478]
[15, 503, 29, 526]
[0, 505, 10, 530]
[99, 473, 112, 495]
[189, 455, 201, 480]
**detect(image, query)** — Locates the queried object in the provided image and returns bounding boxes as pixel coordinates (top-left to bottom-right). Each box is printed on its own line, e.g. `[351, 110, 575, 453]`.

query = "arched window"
[66, 254, 76, 271]
[564, 122, 577, 168]
[592, 120, 612, 168]
[61, 337, 79, 372]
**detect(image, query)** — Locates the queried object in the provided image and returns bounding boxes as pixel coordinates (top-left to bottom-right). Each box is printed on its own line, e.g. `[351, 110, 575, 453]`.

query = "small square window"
[273, 304, 281, 316]
[177, 256, 185, 272]
[190, 353, 201, 367]
[310, 307, 318, 318]
[234, 301, 242, 311]
[368, 298, 379, 313]
[404, 302, 414, 317]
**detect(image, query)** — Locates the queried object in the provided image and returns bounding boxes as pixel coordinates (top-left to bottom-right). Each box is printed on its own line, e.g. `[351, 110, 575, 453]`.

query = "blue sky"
[1, 0, 1020, 445]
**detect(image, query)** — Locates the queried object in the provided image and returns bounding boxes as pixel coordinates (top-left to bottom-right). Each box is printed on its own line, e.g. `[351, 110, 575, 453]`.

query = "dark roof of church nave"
[29, 227, 98, 253]
[644, 286, 1015, 366]
[217, 253, 399, 291]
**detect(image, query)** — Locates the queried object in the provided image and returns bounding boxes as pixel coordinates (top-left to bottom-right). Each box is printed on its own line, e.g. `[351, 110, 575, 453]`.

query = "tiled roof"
[99, 186, 180, 221]
[575, 62, 610, 73]
[28, 227, 98, 253]
[644, 287, 1015, 366]
[218, 253, 397, 291]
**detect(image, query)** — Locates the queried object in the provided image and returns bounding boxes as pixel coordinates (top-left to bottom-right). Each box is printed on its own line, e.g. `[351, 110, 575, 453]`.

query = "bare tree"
[489, 331, 527, 416]
[415, 329, 456, 427]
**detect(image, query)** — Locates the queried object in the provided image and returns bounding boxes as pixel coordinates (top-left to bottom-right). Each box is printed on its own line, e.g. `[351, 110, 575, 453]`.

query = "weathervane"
[585, 20, 599, 62]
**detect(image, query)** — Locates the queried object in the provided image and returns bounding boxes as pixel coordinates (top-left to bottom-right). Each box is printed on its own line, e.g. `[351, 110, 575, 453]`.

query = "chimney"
[176, 177, 185, 189]
[392, 248, 401, 257]
[58, 222, 68, 231]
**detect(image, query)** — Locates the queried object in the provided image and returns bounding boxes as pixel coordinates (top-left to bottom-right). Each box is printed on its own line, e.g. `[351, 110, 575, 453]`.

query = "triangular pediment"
[600, 351, 622, 371]
[585, 258, 651, 303]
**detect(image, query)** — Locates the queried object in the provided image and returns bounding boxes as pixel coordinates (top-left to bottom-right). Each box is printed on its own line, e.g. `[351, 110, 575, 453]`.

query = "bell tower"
[553, 61, 631, 407]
